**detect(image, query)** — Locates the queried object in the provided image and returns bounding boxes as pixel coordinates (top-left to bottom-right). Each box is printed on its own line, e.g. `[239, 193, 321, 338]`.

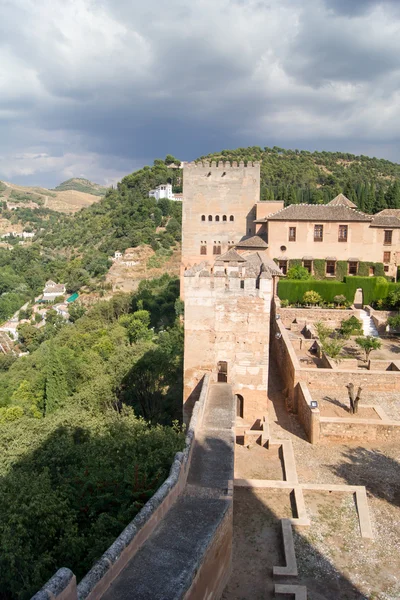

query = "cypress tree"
[343, 181, 357, 204]
[44, 343, 68, 415]
[364, 183, 375, 214]
[374, 187, 387, 213]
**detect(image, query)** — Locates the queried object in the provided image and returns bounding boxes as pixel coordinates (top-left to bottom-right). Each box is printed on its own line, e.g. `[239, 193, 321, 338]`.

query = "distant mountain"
[53, 177, 108, 196]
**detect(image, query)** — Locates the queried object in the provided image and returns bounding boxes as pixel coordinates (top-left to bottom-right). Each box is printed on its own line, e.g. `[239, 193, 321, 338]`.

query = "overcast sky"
[1, 0, 400, 188]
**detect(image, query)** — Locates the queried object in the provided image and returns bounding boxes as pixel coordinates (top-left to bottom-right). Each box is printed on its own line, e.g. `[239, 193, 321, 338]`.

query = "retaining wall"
[296, 382, 320, 444]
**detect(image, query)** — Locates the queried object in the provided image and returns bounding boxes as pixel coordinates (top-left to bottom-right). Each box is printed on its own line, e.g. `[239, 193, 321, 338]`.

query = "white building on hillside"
[149, 184, 183, 202]
[43, 280, 66, 302]
[149, 183, 175, 201]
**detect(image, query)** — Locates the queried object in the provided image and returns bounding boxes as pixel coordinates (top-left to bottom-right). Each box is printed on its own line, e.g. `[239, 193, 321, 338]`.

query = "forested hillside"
[199, 146, 400, 213]
[38, 157, 182, 274]
[0, 275, 184, 599]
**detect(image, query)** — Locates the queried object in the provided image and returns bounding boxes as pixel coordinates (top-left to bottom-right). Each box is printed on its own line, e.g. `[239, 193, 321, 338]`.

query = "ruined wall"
[181, 161, 260, 275]
[184, 272, 272, 423]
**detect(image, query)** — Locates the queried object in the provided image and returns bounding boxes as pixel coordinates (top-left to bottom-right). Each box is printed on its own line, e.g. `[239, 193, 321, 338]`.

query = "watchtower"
[181, 161, 261, 279]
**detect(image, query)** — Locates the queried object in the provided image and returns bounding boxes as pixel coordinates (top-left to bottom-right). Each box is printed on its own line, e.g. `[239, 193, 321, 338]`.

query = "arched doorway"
[235, 394, 244, 418]
[217, 361, 228, 382]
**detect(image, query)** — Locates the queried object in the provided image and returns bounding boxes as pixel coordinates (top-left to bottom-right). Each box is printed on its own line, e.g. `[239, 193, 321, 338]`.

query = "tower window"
[289, 227, 296, 242]
[213, 245, 221, 255]
[208, 215, 212, 221]
[200, 244, 207, 255]
[230, 215, 234, 222]
[223, 215, 227, 222]
[215, 215, 220, 222]
[201, 215, 205, 221]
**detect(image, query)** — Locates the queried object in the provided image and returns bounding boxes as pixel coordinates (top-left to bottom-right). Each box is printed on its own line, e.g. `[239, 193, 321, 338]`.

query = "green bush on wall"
[313, 259, 326, 280]
[288, 259, 302, 269]
[336, 261, 347, 282]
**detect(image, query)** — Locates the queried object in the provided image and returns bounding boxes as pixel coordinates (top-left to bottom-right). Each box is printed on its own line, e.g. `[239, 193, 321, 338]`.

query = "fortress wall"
[184, 274, 272, 423]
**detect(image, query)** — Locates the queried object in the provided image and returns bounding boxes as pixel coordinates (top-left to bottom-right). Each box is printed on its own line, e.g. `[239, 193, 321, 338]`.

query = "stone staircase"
[359, 309, 379, 337]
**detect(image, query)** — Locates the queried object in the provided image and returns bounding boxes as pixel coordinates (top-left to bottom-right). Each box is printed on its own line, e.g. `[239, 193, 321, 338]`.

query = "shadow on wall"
[221, 478, 368, 599]
[329, 447, 400, 509]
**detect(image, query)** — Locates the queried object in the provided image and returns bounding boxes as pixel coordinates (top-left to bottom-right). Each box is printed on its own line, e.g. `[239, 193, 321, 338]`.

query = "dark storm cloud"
[1, 0, 400, 186]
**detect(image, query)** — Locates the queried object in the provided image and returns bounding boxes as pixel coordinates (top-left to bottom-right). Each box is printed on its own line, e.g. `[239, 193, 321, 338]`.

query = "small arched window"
[201, 215, 206, 221]
[208, 215, 212, 221]
[215, 215, 220, 222]
[223, 215, 227, 222]
[230, 215, 234, 222]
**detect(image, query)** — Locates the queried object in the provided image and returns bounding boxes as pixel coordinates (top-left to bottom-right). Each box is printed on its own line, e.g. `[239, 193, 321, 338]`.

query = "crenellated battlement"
[184, 265, 272, 296]
[185, 160, 260, 169]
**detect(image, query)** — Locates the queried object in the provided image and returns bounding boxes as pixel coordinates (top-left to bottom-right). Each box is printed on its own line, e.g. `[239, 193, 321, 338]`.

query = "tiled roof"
[371, 210, 400, 228]
[235, 235, 268, 248]
[266, 204, 372, 222]
[327, 193, 357, 208]
[217, 249, 246, 262]
[44, 284, 65, 294]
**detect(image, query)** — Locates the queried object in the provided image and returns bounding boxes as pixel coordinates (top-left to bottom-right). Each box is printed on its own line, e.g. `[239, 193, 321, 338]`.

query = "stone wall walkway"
[99, 383, 235, 600]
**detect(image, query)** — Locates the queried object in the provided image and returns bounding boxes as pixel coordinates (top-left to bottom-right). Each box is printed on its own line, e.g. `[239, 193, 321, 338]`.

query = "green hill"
[198, 146, 400, 213]
[53, 177, 108, 196]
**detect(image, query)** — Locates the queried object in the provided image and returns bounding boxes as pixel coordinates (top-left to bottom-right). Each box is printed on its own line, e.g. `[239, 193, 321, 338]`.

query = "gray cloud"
[0, 0, 400, 187]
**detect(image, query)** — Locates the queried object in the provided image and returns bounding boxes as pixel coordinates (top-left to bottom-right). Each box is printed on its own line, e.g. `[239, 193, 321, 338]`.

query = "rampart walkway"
[99, 383, 235, 600]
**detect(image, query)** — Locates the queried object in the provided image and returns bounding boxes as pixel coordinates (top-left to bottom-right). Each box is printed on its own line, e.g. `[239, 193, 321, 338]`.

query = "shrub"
[340, 316, 362, 338]
[387, 314, 400, 331]
[286, 265, 311, 280]
[315, 321, 331, 343]
[303, 290, 322, 306]
[280, 299, 289, 308]
[322, 337, 344, 360]
[333, 294, 347, 306]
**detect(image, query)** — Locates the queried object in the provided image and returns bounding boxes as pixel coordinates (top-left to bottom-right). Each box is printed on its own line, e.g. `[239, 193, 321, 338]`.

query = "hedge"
[278, 277, 400, 305]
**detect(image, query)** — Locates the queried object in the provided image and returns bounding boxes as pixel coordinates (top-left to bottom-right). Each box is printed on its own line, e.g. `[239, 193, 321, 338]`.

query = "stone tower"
[181, 160, 280, 426]
[181, 161, 261, 277]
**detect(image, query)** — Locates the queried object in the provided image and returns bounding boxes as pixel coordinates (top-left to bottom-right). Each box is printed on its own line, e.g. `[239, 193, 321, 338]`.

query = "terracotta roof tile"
[235, 235, 268, 248]
[267, 204, 372, 222]
[327, 193, 357, 208]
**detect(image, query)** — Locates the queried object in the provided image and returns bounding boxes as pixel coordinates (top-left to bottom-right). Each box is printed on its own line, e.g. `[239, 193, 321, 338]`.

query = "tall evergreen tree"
[374, 187, 387, 213]
[44, 343, 68, 415]
[343, 181, 357, 205]
[364, 183, 375, 214]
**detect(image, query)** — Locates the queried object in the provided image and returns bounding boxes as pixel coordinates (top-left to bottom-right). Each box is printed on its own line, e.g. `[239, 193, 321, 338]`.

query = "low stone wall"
[320, 351, 336, 370]
[320, 417, 400, 441]
[338, 359, 359, 370]
[32, 569, 77, 600]
[296, 382, 320, 444]
[33, 376, 211, 600]
[368, 359, 400, 371]
[365, 306, 397, 335]
[277, 306, 358, 330]
[184, 501, 233, 600]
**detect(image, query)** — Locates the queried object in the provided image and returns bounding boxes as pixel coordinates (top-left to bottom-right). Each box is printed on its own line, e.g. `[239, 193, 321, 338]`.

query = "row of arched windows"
[201, 215, 234, 222]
